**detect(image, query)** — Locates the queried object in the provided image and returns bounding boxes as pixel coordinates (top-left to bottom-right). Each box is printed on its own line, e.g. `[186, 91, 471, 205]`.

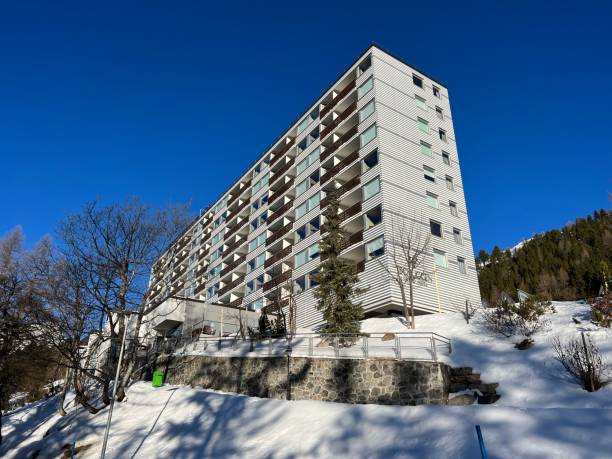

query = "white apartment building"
[146, 45, 482, 328]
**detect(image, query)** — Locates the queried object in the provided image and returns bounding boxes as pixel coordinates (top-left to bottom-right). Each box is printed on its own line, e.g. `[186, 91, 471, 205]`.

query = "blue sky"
[1, 0, 611, 253]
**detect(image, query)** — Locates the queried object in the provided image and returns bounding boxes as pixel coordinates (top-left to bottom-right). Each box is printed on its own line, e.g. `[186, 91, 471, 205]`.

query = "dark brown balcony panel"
[224, 237, 244, 255]
[264, 244, 292, 269]
[263, 269, 292, 292]
[268, 178, 294, 205]
[320, 125, 358, 163]
[194, 282, 207, 294]
[198, 248, 210, 260]
[320, 101, 357, 140]
[267, 199, 294, 225]
[225, 218, 248, 239]
[320, 176, 361, 208]
[269, 138, 296, 166]
[262, 296, 289, 314]
[321, 202, 362, 234]
[270, 157, 295, 185]
[218, 275, 245, 296]
[266, 221, 293, 245]
[357, 260, 366, 273]
[320, 80, 356, 118]
[227, 199, 250, 222]
[220, 254, 246, 277]
[228, 297, 244, 308]
[320, 150, 359, 184]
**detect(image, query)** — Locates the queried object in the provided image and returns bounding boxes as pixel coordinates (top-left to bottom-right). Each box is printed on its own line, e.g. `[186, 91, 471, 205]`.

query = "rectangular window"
[296, 148, 320, 175]
[413, 74, 423, 88]
[458, 257, 467, 274]
[424, 165, 436, 182]
[436, 106, 444, 120]
[362, 149, 378, 172]
[297, 109, 318, 134]
[415, 95, 427, 111]
[359, 99, 375, 122]
[453, 228, 462, 245]
[294, 275, 306, 294]
[449, 201, 458, 217]
[430, 220, 442, 238]
[417, 117, 429, 133]
[439, 129, 447, 142]
[248, 233, 266, 252]
[360, 124, 377, 147]
[426, 192, 439, 209]
[442, 151, 450, 166]
[357, 77, 373, 99]
[295, 202, 307, 219]
[433, 86, 440, 97]
[433, 249, 447, 268]
[295, 216, 320, 242]
[364, 205, 382, 229]
[296, 179, 309, 196]
[247, 253, 266, 273]
[295, 243, 320, 268]
[366, 236, 385, 260]
[362, 176, 381, 201]
[420, 141, 432, 157]
[445, 175, 454, 191]
[295, 193, 320, 219]
[309, 269, 320, 288]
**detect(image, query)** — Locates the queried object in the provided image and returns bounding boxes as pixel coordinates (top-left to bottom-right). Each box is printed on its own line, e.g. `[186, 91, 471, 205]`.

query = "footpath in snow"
[2, 301, 611, 458]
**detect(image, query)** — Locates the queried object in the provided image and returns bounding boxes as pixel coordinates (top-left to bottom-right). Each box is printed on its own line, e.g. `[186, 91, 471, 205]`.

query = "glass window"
[362, 176, 381, 201]
[309, 269, 320, 288]
[453, 228, 462, 245]
[295, 243, 319, 267]
[415, 95, 427, 110]
[426, 192, 439, 209]
[436, 106, 444, 120]
[413, 74, 423, 88]
[445, 175, 454, 191]
[357, 77, 373, 99]
[359, 99, 375, 122]
[362, 149, 378, 172]
[420, 141, 432, 157]
[297, 109, 318, 134]
[433, 86, 440, 97]
[442, 151, 450, 166]
[296, 147, 320, 175]
[364, 205, 382, 229]
[360, 124, 377, 147]
[295, 216, 320, 242]
[295, 202, 307, 219]
[250, 298, 264, 311]
[296, 224, 307, 242]
[450, 201, 458, 217]
[424, 166, 436, 182]
[458, 257, 467, 274]
[295, 275, 306, 294]
[417, 117, 429, 133]
[366, 236, 385, 260]
[439, 129, 447, 141]
[296, 179, 309, 196]
[430, 220, 442, 238]
[433, 249, 447, 268]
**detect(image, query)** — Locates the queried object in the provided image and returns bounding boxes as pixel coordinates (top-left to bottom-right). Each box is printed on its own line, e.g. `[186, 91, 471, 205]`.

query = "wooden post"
[581, 332, 594, 392]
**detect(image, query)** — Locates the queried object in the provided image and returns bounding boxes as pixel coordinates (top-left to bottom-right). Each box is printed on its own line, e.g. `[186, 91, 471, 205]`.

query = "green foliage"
[482, 295, 554, 337]
[477, 209, 612, 303]
[590, 294, 612, 327]
[313, 191, 365, 336]
[248, 312, 286, 338]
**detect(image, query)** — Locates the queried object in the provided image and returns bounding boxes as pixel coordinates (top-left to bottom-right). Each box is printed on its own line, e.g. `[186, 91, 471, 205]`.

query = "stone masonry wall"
[157, 355, 449, 405]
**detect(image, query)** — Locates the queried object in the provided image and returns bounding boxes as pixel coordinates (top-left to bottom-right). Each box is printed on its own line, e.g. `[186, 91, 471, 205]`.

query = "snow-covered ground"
[2, 301, 611, 458]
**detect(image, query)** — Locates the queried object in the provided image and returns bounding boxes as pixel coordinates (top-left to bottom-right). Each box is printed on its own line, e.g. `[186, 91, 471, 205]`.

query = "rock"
[449, 367, 473, 376]
[449, 382, 468, 392]
[478, 383, 499, 395]
[514, 339, 534, 350]
[447, 393, 477, 406]
[477, 393, 501, 404]
[381, 333, 396, 341]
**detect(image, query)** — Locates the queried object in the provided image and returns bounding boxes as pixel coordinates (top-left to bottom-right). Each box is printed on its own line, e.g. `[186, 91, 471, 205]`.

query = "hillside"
[3, 301, 611, 458]
[476, 209, 612, 304]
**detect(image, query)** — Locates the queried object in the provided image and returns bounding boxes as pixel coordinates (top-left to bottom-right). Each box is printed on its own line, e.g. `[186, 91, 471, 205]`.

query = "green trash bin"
[152, 370, 164, 387]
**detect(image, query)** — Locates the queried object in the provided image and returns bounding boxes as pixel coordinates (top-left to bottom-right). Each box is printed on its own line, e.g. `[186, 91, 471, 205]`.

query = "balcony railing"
[320, 101, 357, 140]
[198, 248, 210, 261]
[266, 221, 293, 245]
[194, 282, 207, 294]
[270, 157, 295, 186]
[267, 199, 294, 225]
[218, 275, 245, 297]
[226, 199, 250, 221]
[320, 80, 356, 118]
[268, 178, 294, 205]
[264, 245, 292, 268]
[320, 150, 359, 184]
[321, 202, 362, 233]
[225, 217, 248, 239]
[224, 237, 244, 255]
[269, 138, 296, 167]
[263, 270, 292, 292]
[220, 254, 246, 277]
[320, 175, 361, 208]
[320, 125, 358, 163]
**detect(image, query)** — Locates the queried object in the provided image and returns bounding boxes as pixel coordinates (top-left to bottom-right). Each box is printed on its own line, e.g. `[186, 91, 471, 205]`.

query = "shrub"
[590, 294, 612, 327]
[482, 295, 553, 337]
[553, 333, 610, 392]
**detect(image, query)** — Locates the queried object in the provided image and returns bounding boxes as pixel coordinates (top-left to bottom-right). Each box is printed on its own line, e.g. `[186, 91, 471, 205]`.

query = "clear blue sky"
[1, 0, 611, 253]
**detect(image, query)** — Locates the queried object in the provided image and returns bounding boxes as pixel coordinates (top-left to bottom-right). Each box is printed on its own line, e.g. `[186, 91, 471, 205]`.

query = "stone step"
[449, 367, 473, 377]
[477, 393, 501, 404]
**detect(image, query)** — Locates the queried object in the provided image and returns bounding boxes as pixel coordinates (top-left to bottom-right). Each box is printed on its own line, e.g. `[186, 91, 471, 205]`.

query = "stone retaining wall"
[157, 355, 449, 405]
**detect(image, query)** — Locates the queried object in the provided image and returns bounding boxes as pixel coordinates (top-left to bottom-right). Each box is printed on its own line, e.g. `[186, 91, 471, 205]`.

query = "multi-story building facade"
[146, 45, 482, 329]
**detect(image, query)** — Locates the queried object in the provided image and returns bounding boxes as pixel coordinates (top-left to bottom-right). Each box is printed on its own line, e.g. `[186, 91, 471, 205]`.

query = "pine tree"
[313, 191, 365, 336]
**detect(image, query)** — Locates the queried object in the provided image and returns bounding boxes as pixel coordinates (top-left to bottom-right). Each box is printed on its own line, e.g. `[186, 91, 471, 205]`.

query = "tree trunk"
[409, 278, 416, 329]
[398, 283, 409, 325]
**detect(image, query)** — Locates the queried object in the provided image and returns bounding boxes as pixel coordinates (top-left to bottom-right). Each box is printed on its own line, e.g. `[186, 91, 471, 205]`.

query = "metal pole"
[433, 267, 442, 313]
[100, 314, 131, 459]
[475, 425, 489, 459]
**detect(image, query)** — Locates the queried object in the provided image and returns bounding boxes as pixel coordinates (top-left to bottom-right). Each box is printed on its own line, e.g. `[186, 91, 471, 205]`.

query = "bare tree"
[377, 213, 431, 329]
[553, 333, 610, 392]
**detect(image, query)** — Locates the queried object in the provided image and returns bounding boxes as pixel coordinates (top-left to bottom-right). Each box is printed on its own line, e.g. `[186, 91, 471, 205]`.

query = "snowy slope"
[2, 301, 611, 458]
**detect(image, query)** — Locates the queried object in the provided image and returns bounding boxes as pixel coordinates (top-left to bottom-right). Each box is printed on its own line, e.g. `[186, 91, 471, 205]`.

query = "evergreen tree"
[313, 191, 365, 336]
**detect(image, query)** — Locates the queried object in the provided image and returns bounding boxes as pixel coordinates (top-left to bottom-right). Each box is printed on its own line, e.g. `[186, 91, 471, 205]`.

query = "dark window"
[309, 270, 319, 288]
[439, 129, 447, 141]
[363, 149, 379, 171]
[430, 220, 442, 237]
[413, 74, 423, 88]
[364, 205, 382, 229]
[296, 225, 307, 241]
[295, 276, 306, 293]
[442, 151, 450, 166]
[436, 106, 444, 119]
[433, 86, 440, 97]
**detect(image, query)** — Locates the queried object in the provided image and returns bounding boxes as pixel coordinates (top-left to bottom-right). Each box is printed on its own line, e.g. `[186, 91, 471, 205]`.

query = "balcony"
[320, 176, 361, 208]
[263, 270, 292, 292]
[267, 199, 294, 225]
[320, 125, 358, 163]
[220, 254, 246, 277]
[321, 231, 363, 261]
[264, 245, 292, 269]
[270, 157, 295, 186]
[321, 202, 362, 233]
[320, 80, 356, 118]
[269, 138, 296, 167]
[266, 221, 293, 245]
[320, 101, 357, 140]
[321, 150, 359, 184]
[227, 199, 250, 221]
[198, 247, 210, 261]
[227, 179, 251, 207]
[218, 275, 245, 297]
[225, 217, 248, 239]
[268, 178, 294, 205]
